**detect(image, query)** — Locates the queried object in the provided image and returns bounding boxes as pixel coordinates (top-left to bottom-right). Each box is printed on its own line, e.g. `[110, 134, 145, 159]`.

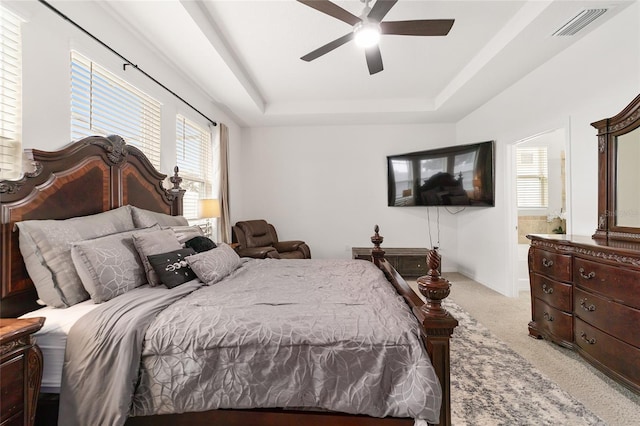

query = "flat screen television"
[387, 141, 495, 207]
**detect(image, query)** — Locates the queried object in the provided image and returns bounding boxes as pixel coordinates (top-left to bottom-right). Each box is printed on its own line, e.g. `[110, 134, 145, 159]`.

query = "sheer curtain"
[219, 123, 231, 243]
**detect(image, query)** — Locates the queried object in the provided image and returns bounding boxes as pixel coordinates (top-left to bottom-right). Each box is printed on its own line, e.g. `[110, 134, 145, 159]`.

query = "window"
[391, 159, 412, 202]
[453, 151, 477, 191]
[516, 146, 548, 208]
[176, 115, 214, 220]
[70, 51, 161, 169]
[420, 157, 446, 181]
[0, 6, 22, 180]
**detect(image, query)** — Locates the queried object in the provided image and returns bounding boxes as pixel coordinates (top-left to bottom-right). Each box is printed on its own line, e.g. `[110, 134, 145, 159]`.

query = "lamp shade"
[199, 198, 220, 219]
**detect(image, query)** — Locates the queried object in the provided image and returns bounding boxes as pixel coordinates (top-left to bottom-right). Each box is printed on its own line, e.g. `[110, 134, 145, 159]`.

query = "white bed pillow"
[132, 228, 183, 286]
[71, 227, 158, 303]
[186, 243, 241, 285]
[15, 206, 135, 308]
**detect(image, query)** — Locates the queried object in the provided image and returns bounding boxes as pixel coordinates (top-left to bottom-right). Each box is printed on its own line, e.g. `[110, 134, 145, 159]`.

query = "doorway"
[508, 127, 570, 296]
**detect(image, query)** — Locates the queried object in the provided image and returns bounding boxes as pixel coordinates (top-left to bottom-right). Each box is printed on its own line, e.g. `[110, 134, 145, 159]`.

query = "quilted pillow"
[71, 227, 158, 303]
[15, 206, 135, 308]
[186, 243, 241, 286]
[132, 229, 183, 286]
[130, 205, 188, 228]
[147, 248, 197, 288]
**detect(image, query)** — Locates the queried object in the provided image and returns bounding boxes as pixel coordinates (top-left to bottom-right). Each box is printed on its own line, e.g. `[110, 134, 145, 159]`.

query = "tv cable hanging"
[427, 207, 440, 250]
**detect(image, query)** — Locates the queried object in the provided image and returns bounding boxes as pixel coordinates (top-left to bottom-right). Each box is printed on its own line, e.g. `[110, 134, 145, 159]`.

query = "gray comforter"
[60, 259, 441, 425]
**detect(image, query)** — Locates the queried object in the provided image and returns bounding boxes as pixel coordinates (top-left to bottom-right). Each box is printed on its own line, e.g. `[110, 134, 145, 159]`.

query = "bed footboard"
[371, 226, 458, 426]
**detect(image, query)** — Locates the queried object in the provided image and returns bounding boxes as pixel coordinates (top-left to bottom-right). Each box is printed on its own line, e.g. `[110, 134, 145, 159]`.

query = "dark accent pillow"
[185, 236, 217, 253]
[147, 248, 197, 289]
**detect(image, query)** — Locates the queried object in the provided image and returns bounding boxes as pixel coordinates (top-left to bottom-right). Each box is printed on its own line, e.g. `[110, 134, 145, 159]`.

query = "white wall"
[240, 124, 461, 268]
[455, 2, 640, 295]
[6, 0, 243, 212]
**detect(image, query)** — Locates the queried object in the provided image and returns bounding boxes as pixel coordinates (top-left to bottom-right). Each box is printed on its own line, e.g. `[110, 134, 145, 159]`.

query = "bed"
[0, 135, 458, 426]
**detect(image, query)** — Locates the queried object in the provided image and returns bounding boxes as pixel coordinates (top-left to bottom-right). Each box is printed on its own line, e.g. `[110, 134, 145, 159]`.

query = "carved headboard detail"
[0, 135, 184, 317]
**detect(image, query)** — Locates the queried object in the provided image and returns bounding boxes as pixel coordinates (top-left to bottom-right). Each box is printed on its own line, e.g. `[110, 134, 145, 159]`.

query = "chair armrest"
[274, 240, 305, 252]
[274, 241, 311, 259]
[237, 246, 280, 259]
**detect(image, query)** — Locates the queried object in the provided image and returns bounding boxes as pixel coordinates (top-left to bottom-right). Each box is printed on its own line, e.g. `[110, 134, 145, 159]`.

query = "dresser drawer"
[532, 248, 572, 282]
[532, 298, 573, 344]
[574, 287, 640, 348]
[575, 318, 640, 390]
[574, 258, 640, 309]
[531, 273, 572, 312]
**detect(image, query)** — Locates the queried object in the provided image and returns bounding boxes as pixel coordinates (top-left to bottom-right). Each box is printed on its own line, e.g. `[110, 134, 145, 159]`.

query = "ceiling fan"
[297, 0, 454, 75]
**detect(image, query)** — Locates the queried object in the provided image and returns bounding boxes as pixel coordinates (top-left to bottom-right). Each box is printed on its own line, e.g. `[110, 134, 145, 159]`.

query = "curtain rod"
[38, 0, 217, 127]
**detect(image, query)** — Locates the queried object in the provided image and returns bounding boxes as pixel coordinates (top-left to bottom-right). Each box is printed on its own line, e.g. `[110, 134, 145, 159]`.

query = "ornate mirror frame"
[592, 93, 640, 242]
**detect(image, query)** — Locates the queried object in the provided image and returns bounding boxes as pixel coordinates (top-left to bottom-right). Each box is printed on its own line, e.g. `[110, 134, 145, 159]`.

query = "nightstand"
[1, 317, 45, 426]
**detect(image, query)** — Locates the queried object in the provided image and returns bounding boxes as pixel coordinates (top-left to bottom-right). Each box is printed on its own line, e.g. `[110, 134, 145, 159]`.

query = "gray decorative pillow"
[165, 225, 205, 244]
[71, 227, 158, 303]
[132, 229, 183, 286]
[186, 243, 242, 286]
[130, 205, 188, 228]
[15, 206, 135, 308]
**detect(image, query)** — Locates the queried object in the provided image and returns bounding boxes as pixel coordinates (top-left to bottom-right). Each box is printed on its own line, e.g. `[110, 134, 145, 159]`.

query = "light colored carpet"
[411, 273, 640, 426]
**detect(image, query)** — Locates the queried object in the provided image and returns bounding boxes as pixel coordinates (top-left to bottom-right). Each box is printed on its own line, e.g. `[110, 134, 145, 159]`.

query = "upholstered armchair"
[232, 220, 311, 259]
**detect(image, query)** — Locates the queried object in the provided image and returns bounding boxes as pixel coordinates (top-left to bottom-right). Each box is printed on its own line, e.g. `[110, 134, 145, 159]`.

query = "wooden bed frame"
[0, 135, 458, 426]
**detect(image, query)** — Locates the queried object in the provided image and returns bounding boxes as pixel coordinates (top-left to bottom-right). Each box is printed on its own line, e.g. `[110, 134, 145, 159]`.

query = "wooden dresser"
[0, 318, 45, 426]
[527, 234, 640, 393]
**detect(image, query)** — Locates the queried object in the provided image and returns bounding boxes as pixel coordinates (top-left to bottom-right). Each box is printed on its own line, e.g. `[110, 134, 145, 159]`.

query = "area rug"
[444, 300, 605, 426]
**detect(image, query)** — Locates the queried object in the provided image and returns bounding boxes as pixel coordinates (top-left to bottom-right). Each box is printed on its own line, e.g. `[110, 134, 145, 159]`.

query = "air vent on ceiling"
[552, 8, 607, 37]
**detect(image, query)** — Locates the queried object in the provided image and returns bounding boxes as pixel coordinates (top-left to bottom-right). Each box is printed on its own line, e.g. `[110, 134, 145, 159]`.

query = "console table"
[352, 247, 429, 277]
[527, 234, 640, 394]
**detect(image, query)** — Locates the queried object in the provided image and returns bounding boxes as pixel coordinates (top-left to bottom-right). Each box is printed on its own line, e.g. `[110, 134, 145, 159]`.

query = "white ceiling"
[98, 0, 635, 127]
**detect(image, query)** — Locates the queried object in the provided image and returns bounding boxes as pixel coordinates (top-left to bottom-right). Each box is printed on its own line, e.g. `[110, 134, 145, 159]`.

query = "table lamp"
[198, 198, 220, 238]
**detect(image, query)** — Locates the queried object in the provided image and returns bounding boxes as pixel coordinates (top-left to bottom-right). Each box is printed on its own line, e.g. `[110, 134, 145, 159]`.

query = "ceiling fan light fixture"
[353, 21, 381, 48]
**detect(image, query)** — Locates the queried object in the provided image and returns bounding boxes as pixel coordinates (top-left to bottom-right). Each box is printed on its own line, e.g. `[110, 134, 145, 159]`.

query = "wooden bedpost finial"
[170, 166, 183, 191]
[371, 225, 385, 266]
[417, 248, 452, 318]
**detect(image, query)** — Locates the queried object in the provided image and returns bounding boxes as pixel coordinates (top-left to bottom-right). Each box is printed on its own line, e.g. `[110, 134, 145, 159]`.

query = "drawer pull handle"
[579, 268, 596, 280]
[542, 258, 554, 268]
[542, 284, 554, 294]
[543, 312, 554, 322]
[580, 332, 597, 345]
[579, 298, 596, 312]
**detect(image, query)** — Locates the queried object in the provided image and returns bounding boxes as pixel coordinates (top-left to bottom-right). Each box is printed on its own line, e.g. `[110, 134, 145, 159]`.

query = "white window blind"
[176, 115, 213, 220]
[70, 51, 161, 169]
[0, 7, 22, 180]
[516, 146, 548, 208]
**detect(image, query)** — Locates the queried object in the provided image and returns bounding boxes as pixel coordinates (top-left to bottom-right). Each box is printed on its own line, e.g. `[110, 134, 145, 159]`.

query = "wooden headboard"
[0, 135, 185, 317]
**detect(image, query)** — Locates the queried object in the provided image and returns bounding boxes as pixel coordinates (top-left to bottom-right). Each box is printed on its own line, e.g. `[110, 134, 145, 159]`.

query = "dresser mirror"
[615, 127, 640, 228]
[592, 93, 640, 241]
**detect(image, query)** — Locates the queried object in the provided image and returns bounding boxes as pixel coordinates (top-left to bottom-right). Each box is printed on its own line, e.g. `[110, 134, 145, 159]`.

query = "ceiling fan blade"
[301, 32, 354, 62]
[365, 46, 383, 75]
[297, 0, 361, 26]
[367, 0, 398, 22]
[380, 19, 455, 36]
